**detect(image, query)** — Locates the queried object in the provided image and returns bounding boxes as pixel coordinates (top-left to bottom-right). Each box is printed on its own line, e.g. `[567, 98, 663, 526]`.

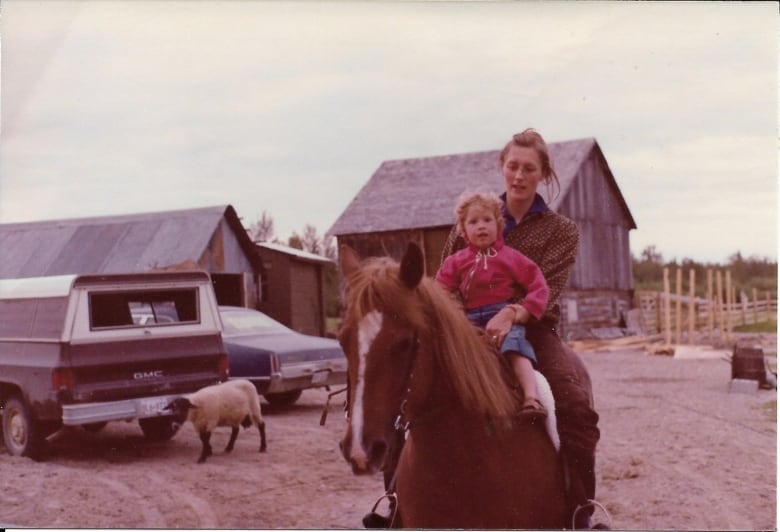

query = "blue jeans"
[466, 302, 537, 366]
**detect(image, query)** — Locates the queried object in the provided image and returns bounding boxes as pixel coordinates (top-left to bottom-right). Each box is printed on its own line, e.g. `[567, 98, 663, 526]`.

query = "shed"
[0, 205, 261, 308]
[256, 242, 334, 337]
[328, 137, 637, 339]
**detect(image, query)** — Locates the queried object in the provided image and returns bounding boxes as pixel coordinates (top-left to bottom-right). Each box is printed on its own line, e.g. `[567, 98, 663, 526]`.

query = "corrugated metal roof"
[328, 137, 601, 236]
[0, 205, 242, 279]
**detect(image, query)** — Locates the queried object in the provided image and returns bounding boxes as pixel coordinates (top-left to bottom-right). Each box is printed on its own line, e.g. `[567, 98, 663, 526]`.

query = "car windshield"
[221, 309, 289, 336]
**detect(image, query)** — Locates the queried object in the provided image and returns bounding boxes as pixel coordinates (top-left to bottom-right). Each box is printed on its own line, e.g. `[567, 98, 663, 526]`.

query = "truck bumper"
[61, 394, 180, 425]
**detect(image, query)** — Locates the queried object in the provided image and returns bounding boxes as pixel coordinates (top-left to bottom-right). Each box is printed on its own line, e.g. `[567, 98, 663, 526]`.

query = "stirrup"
[572, 499, 613, 530]
[367, 491, 398, 528]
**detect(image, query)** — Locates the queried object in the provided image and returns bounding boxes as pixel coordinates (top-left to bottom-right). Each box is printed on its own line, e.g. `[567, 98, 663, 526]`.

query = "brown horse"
[337, 242, 567, 529]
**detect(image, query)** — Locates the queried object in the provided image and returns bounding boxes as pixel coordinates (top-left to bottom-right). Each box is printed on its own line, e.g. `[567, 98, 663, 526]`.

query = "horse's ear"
[400, 242, 424, 289]
[339, 245, 361, 278]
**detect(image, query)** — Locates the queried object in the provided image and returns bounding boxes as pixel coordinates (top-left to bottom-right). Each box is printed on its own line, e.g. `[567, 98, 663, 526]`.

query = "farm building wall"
[288, 261, 325, 336]
[257, 252, 292, 328]
[256, 248, 327, 337]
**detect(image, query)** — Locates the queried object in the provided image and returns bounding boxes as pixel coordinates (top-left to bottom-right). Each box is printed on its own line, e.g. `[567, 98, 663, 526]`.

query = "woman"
[444, 128, 602, 529]
[363, 128, 603, 530]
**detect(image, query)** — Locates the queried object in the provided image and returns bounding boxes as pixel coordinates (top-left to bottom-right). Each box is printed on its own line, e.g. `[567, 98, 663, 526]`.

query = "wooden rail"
[635, 268, 777, 344]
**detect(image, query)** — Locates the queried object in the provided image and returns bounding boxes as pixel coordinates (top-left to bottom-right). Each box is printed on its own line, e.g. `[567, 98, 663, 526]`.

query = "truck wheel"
[139, 416, 179, 441]
[264, 389, 303, 407]
[2, 396, 46, 460]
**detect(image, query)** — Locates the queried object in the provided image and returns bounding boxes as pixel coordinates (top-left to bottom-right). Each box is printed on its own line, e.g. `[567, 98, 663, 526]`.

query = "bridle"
[392, 331, 419, 433]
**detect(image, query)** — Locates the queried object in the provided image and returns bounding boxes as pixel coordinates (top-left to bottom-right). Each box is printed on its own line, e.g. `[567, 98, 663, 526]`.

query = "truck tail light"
[52, 367, 75, 392]
[218, 353, 229, 381]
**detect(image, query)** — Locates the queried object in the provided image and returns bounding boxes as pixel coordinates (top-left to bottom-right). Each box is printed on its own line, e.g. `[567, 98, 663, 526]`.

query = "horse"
[337, 242, 568, 529]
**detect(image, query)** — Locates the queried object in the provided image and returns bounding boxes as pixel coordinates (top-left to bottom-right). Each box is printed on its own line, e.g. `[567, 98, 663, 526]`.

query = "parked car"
[219, 306, 347, 406]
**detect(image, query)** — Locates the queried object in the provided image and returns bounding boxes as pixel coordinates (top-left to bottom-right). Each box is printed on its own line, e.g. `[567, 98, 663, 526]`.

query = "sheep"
[165, 379, 267, 463]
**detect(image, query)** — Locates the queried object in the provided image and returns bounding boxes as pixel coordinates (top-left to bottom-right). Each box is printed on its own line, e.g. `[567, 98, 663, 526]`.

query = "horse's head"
[336, 242, 428, 474]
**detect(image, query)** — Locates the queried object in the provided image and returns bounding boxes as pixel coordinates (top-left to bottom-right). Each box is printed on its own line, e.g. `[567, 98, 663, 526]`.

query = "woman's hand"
[485, 306, 518, 347]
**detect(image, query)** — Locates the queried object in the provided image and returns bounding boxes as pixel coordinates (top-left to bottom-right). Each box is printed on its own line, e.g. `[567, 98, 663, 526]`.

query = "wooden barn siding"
[560, 152, 633, 292]
[289, 261, 325, 336]
[258, 253, 293, 326]
[214, 220, 255, 274]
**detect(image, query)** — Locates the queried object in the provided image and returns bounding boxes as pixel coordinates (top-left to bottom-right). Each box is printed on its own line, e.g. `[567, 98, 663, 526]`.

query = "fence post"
[707, 269, 714, 343]
[675, 268, 682, 345]
[725, 270, 733, 342]
[663, 268, 672, 345]
[707, 268, 715, 343]
[716, 270, 724, 341]
[752, 287, 759, 324]
[767, 291, 772, 323]
[688, 269, 696, 343]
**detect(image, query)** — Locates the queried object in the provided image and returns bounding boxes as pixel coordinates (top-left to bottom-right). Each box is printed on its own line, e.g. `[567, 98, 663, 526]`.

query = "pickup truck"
[0, 271, 228, 460]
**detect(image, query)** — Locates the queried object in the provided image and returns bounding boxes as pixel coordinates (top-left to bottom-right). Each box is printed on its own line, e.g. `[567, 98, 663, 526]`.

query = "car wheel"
[82, 421, 109, 433]
[139, 416, 179, 441]
[264, 389, 303, 407]
[2, 396, 47, 460]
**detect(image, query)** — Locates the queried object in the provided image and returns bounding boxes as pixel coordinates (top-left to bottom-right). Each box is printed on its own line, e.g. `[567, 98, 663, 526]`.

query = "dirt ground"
[1, 335, 776, 530]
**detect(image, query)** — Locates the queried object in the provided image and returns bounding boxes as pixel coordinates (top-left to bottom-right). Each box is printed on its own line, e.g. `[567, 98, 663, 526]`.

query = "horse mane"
[343, 256, 518, 420]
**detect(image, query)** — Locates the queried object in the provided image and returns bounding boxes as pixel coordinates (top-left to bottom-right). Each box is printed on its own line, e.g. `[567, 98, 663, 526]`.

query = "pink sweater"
[435, 237, 549, 319]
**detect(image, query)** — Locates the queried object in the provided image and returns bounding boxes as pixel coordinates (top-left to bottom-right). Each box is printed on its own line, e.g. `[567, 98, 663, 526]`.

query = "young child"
[436, 191, 550, 421]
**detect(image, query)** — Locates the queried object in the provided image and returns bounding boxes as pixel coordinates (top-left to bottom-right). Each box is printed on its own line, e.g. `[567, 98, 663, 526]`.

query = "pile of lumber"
[567, 334, 671, 355]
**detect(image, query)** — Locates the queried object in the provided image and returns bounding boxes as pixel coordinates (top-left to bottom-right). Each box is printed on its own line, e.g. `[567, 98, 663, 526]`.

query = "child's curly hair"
[454, 190, 505, 237]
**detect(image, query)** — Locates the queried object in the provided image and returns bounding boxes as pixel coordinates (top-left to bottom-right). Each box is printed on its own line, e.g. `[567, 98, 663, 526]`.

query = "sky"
[1, 0, 777, 264]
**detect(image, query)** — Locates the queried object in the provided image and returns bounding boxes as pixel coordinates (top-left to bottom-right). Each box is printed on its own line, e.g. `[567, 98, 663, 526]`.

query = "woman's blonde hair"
[454, 190, 505, 237]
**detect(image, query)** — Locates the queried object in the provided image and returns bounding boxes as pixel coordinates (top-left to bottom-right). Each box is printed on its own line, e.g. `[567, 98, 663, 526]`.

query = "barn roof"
[258, 242, 333, 265]
[0, 205, 256, 279]
[329, 137, 634, 236]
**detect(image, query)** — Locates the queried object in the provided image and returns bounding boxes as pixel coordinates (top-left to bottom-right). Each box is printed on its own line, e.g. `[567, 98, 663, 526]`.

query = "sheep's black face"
[164, 397, 193, 426]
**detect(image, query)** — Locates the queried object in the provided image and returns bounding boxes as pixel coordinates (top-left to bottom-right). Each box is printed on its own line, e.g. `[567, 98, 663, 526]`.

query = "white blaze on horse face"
[350, 310, 383, 468]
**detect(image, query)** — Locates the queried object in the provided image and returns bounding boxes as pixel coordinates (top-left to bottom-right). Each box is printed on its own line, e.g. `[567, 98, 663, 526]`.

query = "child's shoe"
[518, 397, 548, 423]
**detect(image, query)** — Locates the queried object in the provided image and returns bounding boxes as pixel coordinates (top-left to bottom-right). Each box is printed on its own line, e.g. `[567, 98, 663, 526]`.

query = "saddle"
[474, 325, 560, 451]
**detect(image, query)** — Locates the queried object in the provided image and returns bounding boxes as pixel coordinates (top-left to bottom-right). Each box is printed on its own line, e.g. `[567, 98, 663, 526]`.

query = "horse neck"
[405, 337, 479, 433]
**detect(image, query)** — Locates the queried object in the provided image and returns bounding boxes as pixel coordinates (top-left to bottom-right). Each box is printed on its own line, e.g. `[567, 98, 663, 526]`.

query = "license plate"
[139, 396, 170, 417]
[311, 371, 329, 385]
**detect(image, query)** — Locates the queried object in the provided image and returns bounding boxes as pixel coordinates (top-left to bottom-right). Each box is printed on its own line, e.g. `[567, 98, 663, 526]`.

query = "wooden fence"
[635, 268, 777, 344]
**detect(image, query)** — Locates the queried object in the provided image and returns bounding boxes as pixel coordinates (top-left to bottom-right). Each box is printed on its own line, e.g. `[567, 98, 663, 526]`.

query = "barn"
[0, 205, 332, 336]
[328, 137, 637, 339]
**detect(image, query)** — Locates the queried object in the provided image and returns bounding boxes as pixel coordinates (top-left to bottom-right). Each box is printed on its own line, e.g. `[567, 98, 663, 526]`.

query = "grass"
[733, 320, 777, 333]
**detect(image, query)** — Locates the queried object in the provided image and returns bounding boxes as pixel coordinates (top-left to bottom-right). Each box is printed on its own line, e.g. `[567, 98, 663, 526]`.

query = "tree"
[300, 224, 322, 255]
[247, 211, 275, 242]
